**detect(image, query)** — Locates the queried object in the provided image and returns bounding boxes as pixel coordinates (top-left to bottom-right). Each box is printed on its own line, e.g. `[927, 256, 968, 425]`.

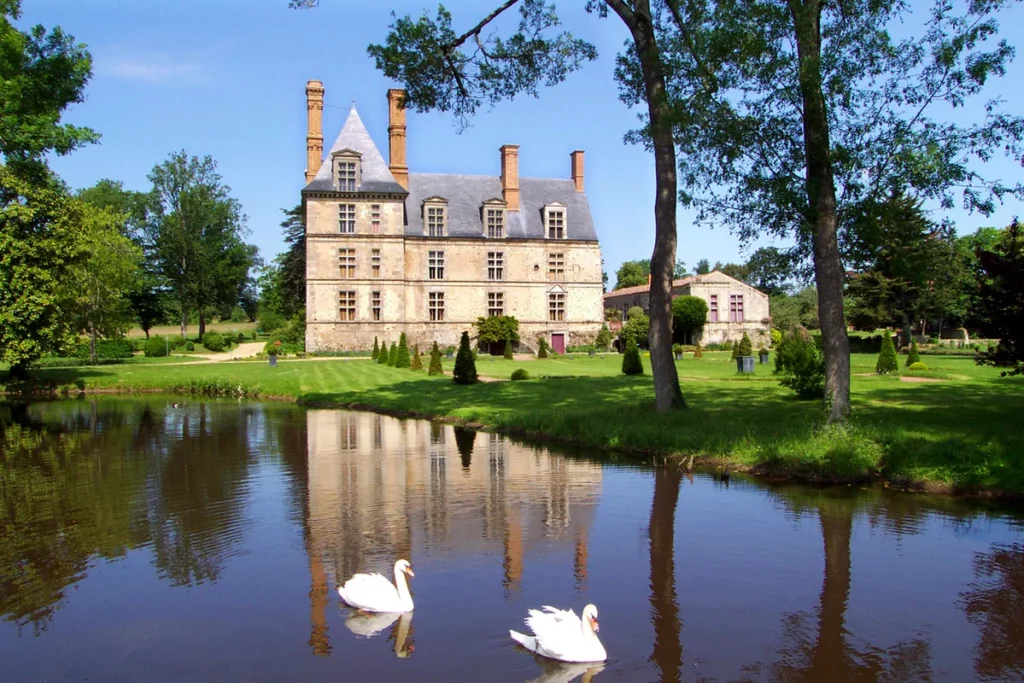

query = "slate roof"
[604, 276, 695, 299]
[304, 106, 406, 194]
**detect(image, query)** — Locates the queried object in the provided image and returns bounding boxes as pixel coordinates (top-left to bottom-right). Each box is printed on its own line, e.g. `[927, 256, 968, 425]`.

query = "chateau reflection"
[299, 409, 603, 656]
[959, 542, 1024, 681]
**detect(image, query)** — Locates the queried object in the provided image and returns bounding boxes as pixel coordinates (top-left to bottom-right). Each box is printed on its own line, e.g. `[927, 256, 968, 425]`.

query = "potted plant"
[445, 345, 455, 359]
[268, 346, 278, 367]
[758, 346, 770, 364]
[673, 343, 683, 360]
[736, 332, 755, 374]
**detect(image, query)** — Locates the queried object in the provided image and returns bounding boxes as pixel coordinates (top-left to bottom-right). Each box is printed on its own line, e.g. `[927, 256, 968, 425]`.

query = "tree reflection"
[454, 426, 476, 470]
[649, 466, 683, 682]
[959, 543, 1024, 681]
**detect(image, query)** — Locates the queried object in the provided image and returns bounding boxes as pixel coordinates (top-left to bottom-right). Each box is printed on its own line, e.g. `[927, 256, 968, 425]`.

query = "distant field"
[126, 322, 258, 339]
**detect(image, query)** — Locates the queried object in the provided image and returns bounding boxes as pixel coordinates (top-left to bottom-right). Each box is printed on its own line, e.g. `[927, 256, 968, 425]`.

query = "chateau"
[302, 81, 604, 354]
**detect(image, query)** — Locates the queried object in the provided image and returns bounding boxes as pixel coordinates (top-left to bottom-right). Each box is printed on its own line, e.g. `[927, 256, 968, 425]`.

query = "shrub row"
[73, 338, 135, 359]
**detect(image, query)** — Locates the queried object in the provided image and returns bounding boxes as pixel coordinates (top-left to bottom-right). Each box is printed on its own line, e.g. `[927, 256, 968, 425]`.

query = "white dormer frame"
[422, 196, 448, 237]
[481, 197, 507, 238]
[332, 149, 362, 192]
[544, 202, 567, 239]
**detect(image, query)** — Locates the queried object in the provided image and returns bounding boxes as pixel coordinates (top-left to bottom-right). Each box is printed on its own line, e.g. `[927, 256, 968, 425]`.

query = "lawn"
[4, 351, 1022, 494]
[125, 321, 258, 339]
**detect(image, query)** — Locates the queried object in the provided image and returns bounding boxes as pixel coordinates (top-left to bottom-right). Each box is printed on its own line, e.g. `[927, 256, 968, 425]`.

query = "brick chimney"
[570, 150, 584, 192]
[387, 89, 409, 190]
[500, 144, 520, 211]
[305, 80, 324, 183]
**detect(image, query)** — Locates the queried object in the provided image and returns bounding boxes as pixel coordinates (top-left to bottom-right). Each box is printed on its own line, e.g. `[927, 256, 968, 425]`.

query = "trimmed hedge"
[453, 331, 478, 384]
[876, 330, 899, 375]
[621, 335, 644, 375]
[74, 338, 135, 359]
[203, 333, 226, 352]
[511, 368, 530, 381]
[908, 361, 929, 371]
[144, 336, 169, 358]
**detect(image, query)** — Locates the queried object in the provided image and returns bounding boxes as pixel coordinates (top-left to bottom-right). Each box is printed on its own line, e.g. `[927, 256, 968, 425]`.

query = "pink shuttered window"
[729, 294, 744, 322]
[709, 295, 719, 323]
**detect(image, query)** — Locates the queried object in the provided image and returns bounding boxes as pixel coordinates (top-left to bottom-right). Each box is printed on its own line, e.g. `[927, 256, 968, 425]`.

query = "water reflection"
[342, 611, 414, 658]
[959, 543, 1024, 681]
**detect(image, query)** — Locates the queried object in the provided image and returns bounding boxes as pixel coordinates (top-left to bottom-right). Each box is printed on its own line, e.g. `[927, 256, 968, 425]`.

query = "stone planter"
[736, 356, 755, 374]
[674, 352, 682, 360]
[445, 351, 454, 359]
[268, 355, 277, 367]
[589, 349, 596, 356]
[759, 352, 770, 364]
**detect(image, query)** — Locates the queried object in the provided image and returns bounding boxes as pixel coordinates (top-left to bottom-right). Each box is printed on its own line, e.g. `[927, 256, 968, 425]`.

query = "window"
[427, 206, 445, 237]
[338, 290, 356, 321]
[337, 161, 357, 191]
[547, 253, 565, 282]
[428, 251, 445, 280]
[547, 209, 565, 239]
[371, 249, 381, 278]
[428, 292, 445, 321]
[371, 291, 381, 321]
[709, 295, 719, 323]
[548, 292, 565, 322]
[729, 294, 744, 322]
[371, 204, 381, 234]
[488, 292, 504, 317]
[338, 248, 356, 278]
[338, 204, 356, 234]
[486, 208, 504, 238]
[487, 252, 504, 281]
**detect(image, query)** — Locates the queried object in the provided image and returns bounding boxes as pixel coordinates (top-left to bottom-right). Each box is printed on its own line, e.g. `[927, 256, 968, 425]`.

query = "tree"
[67, 203, 142, 362]
[503, 338, 514, 359]
[615, 260, 650, 290]
[428, 341, 443, 375]
[275, 205, 306, 319]
[395, 332, 411, 368]
[773, 326, 825, 398]
[906, 338, 921, 367]
[771, 286, 818, 331]
[452, 331, 478, 384]
[671, 295, 707, 344]
[144, 151, 252, 340]
[387, 342, 398, 367]
[718, 263, 750, 282]
[595, 324, 612, 350]
[378, 341, 389, 365]
[745, 246, 794, 296]
[622, 308, 650, 349]
[411, 345, 423, 370]
[875, 330, 898, 375]
[975, 218, 1024, 376]
[626, 0, 1022, 423]
[737, 331, 753, 357]
[537, 337, 549, 359]
[0, 167, 86, 374]
[306, 0, 689, 411]
[695, 258, 710, 275]
[621, 334, 643, 375]
[371, 337, 379, 360]
[474, 315, 519, 347]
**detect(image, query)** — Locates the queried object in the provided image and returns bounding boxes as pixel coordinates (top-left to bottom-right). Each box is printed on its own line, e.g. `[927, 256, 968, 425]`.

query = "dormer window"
[332, 149, 362, 192]
[544, 203, 567, 239]
[422, 197, 448, 237]
[481, 198, 506, 238]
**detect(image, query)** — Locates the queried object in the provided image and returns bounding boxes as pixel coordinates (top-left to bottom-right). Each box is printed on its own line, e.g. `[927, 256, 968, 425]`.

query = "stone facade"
[302, 84, 604, 353]
[602, 271, 771, 347]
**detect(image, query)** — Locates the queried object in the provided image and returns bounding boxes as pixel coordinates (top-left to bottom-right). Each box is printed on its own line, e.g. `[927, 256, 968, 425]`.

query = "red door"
[551, 333, 565, 354]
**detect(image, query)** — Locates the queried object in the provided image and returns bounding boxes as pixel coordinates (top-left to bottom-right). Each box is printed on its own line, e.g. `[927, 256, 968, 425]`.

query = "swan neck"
[394, 567, 412, 605]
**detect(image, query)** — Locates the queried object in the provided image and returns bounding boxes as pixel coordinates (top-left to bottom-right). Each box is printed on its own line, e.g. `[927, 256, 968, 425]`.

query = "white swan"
[527, 659, 605, 683]
[337, 559, 414, 613]
[510, 604, 606, 663]
[343, 610, 415, 658]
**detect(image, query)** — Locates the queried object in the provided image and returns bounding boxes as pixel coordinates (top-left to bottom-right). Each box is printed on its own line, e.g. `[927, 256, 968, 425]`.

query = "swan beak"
[405, 567, 415, 577]
[592, 618, 600, 633]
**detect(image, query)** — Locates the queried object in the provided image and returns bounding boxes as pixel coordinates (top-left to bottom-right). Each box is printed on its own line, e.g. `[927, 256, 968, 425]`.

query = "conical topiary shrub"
[378, 341, 389, 365]
[621, 334, 644, 375]
[453, 331, 478, 384]
[388, 342, 398, 367]
[411, 345, 423, 370]
[876, 329, 899, 375]
[395, 333, 411, 368]
[503, 338, 514, 359]
[731, 340, 740, 359]
[738, 332, 753, 357]
[428, 341, 443, 376]
[371, 337, 379, 361]
[693, 342, 704, 359]
[537, 337, 549, 359]
[906, 337, 920, 367]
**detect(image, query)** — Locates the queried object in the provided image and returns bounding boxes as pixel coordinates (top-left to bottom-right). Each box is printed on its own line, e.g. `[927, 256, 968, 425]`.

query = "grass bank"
[5, 352, 1022, 495]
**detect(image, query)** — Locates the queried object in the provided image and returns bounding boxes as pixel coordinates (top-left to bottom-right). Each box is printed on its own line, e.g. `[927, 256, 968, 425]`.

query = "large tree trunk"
[790, 0, 850, 422]
[198, 311, 206, 341]
[809, 507, 852, 679]
[180, 309, 188, 341]
[623, 0, 685, 412]
[649, 466, 683, 680]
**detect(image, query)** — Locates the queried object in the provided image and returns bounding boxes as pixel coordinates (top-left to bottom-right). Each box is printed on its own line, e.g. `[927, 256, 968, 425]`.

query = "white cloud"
[96, 50, 211, 85]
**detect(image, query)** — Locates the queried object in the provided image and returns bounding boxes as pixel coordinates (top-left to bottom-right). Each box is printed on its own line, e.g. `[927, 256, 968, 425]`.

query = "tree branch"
[444, 0, 522, 51]
[602, 0, 636, 28]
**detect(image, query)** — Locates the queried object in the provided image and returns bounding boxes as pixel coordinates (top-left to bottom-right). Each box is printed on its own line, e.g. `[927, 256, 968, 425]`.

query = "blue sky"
[22, 0, 1024, 281]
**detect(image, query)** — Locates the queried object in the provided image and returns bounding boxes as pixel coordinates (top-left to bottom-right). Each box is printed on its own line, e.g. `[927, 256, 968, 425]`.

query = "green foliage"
[411, 345, 423, 370]
[908, 361, 929, 371]
[976, 218, 1024, 376]
[672, 343, 683, 355]
[73, 338, 134, 359]
[387, 342, 398, 367]
[474, 315, 519, 345]
[876, 330, 899, 375]
[622, 310, 650, 349]
[745, 246, 794, 295]
[595, 324, 612, 350]
[604, 308, 622, 323]
[251, 331, 258, 340]
[627, 306, 645, 320]
[770, 328, 783, 347]
[503, 338, 514, 359]
[731, 340, 740, 360]
[508, 368, 529, 381]
[537, 337, 549, 359]
[671, 295, 708, 343]
[738, 332, 753, 357]
[395, 333, 411, 368]
[621, 335, 644, 376]
[452, 331, 477, 384]
[428, 341, 443, 375]
[773, 327, 826, 399]
[614, 261, 649, 290]
[378, 341, 389, 365]
[693, 342, 704, 359]
[770, 287, 819, 331]
[906, 338, 921, 367]
[371, 337, 379, 360]
[144, 336, 169, 358]
[203, 333, 226, 352]
[185, 341, 195, 352]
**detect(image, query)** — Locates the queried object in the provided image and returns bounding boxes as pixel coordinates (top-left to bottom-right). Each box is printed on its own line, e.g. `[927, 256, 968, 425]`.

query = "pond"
[1, 398, 1022, 682]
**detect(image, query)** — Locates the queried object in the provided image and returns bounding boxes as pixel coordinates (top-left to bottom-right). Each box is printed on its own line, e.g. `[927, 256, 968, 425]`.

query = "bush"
[738, 332, 753, 357]
[378, 341, 390, 365]
[395, 333, 411, 368]
[773, 327, 825, 398]
[236, 332, 245, 343]
[672, 343, 683, 355]
[411, 345, 423, 370]
[251, 331, 258, 341]
[371, 337, 380, 361]
[258, 309, 285, 335]
[203, 333, 226, 352]
[453, 331, 478, 384]
[693, 342, 704, 359]
[170, 336, 187, 349]
[537, 337, 549, 358]
[621, 335, 644, 375]
[428, 341, 444, 375]
[731, 340, 740, 359]
[906, 338, 921, 366]
[770, 328, 782, 347]
[229, 306, 247, 323]
[908, 361, 929, 371]
[281, 317, 305, 345]
[387, 342, 398, 367]
[511, 368, 530, 381]
[595, 324, 612, 350]
[876, 329, 899, 375]
[185, 341, 195, 351]
[144, 336, 169, 358]
[566, 344, 595, 353]
[503, 338, 514, 359]
[475, 315, 520, 345]
[622, 311, 649, 349]
[671, 295, 708, 344]
[74, 338, 136, 360]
